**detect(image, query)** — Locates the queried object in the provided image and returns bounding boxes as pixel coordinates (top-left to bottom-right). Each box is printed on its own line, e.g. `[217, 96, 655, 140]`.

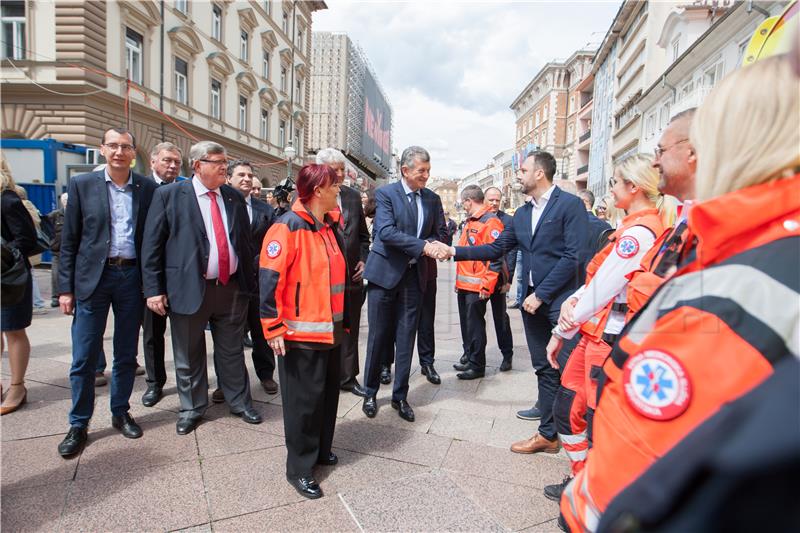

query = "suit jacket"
[456, 186, 588, 309]
[140, 179, 254, 315]
[496, 210, 518, 278]
[249, 196, 275, 273]
[363, 181, 448, 291]
[58, 170, 156, 300]
[339, 184, 370, 285]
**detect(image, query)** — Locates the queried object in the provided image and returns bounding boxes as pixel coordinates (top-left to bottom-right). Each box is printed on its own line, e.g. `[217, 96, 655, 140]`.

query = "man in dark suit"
[315, 148, 370, 394]
[57, 128, 158, 457]
[439, 151, 588, 453]
[141, 141, 262, 435]
[223, 159, 277, 395]
[362, 146, 448, 422]
[141, 142, 184, 407]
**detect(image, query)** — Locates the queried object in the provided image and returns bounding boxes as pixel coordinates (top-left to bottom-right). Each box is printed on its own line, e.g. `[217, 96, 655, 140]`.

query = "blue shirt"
[104, 169, 135, 259]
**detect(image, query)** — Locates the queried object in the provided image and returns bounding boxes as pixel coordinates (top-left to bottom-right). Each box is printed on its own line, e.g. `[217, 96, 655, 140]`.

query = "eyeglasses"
[103, 143, 135, 152]
[198, 159, 228, 166]
[654, 139, 689, 158]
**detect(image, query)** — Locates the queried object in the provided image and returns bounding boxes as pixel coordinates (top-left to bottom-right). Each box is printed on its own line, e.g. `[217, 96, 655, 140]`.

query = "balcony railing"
[577, 164, 589, 176]
[578, 130, 591, 143]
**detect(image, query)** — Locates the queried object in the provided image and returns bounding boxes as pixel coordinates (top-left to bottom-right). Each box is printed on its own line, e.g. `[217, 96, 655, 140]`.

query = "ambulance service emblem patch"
[616, 235, 640, 258]
[266, 241, 282, 258]
[623, 349, 691, 421]
[490, 229, 501, 239]
[468, 235, 476, 245]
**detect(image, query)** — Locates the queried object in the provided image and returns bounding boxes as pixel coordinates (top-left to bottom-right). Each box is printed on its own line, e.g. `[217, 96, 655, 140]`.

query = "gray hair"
[461, 184, 484, 202]
[484, 186, 502, 197]
[315, 148, 346, 165]
[577, 189, 595, 207]
[400, 146, 430, 169]
[189, 141, 226, 167]
[150, 141, 182, 159]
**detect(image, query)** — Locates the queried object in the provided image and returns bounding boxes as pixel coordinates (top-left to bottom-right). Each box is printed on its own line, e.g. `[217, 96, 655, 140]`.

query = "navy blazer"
[456, 187, 588, 308]
[363, 181, 448, 290]
[140, 180, 254, 315]
[58, 170, 156, 300]
[339, 184, 370, 283]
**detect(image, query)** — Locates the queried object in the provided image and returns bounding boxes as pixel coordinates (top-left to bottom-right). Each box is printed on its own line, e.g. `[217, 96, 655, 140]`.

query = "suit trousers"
[246, 294, 275, 381]
[169, 280, 252, 420]
[364, 265, 421, 401]
[416, 277, 437, 367]
[457, 290, 489, 371]
[488, 288, 514, 361]
[278, 345, 341, 478]
[339, 283, 364, 386]
[68, 264, 142, 428]
[142, 307, 168, 386]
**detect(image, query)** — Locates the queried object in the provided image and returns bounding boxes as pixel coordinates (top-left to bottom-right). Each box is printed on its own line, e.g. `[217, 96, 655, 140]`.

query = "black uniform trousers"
[339, 284, 364, 386]
[278, 345, 341, 478]
[246, 294, 275, 381]
[457, 290, 489, 372]
[488, 288, 514, 362]
[143, 307, 168, 387]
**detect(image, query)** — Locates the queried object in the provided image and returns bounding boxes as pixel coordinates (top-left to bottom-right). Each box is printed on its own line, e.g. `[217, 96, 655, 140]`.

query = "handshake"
[423, 241, 455, 261]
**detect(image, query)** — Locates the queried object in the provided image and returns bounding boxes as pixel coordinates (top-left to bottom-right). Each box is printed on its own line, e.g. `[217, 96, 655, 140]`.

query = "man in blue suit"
[362, 146, 447, 422]
[57, 128, 158, 457]
[439, 151, 588, 454]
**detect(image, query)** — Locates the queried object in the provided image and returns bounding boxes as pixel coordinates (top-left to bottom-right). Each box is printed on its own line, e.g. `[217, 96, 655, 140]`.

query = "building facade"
[1, 0, 325, 190]
[561, 50, 595, 188]
[427, 178, 459, 218]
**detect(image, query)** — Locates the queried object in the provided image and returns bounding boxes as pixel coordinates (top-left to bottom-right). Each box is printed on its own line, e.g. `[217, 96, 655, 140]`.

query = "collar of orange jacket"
[291, 198, 342, 228]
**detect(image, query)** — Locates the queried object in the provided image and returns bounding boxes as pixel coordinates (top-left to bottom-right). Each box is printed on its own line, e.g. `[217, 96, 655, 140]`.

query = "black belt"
[611, 302, 628, 313]
[601, 332, 619, 346]
[107, 257, 136, 266]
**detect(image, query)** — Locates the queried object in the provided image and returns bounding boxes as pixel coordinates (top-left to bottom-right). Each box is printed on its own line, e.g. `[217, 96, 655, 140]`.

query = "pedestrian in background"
[0, 156, 36, 415]
[14, 186, 46, 313]
[259, 163, 347, 500]
[47, 192, 68, 308]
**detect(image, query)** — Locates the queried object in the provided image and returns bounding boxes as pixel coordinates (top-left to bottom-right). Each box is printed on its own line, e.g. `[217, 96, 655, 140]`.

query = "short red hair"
[296, 163, 337, 204]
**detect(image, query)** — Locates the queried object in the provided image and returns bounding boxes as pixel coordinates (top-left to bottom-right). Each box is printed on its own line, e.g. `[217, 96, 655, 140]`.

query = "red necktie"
[207, 191, 230, 285]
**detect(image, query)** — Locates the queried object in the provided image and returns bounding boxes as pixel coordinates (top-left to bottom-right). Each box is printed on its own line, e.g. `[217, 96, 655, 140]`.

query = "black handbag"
[1, 237, 30, 307]
[28, 227, 51, 256]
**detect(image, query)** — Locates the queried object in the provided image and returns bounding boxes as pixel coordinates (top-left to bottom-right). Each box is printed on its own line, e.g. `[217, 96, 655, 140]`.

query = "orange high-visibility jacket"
[561, 175, 800, 532]
[259, 199, 347, 344]
[455, 206, 507, 294]
[578, 209, 664, 341]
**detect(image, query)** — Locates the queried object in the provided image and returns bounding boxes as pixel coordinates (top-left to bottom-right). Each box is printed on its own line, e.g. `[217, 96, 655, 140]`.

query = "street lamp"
[283, 141, 296, 180]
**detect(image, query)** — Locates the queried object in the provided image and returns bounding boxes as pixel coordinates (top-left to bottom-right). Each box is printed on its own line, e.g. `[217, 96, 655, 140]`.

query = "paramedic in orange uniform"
[560, 54, 800, 532]
[260, 164, 348, 500]
[541, 155, 675, 501]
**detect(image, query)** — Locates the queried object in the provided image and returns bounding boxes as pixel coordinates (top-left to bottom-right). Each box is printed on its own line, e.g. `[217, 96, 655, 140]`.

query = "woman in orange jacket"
[259, 163, 348, 500]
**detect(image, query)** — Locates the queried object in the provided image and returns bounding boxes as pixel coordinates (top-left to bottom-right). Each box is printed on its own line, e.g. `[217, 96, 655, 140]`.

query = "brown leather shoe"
[510, 433, 560, 454]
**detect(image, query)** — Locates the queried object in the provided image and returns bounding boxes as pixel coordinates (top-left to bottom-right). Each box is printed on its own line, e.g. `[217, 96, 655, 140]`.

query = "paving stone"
[316, 448, 430, 493]
[342, 393, 437, 434]
[61, 461, 208, 532]
[170, 524, 212, 533]
[212, 495, 358, 532]
[428, 408, 494, 445]
[520, 518, 562, 532]
[333, 419, 452, 468]
[487, 415, 546, 449]
[18, 379, 72, 402]
[1, 398, 73, 442]
[431, 388, 513, 419]
[442, 439, 569, 490]
[195, 419, 284, 458]
[0, 481, 69, 532]
[1, 434, 78, 490]
[201, 400, 285, 436]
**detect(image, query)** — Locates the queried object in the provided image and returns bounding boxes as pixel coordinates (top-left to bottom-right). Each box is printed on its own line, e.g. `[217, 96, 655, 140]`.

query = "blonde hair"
[614, 154, 678, 227]
[692, 55, 800, 200]
[0, 155, 17, 192]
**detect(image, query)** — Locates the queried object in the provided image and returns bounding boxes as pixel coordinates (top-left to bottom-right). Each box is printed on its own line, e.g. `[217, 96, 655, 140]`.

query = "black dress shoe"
[499, 359, 513, 372]
[287, 476, 323, 499]
[351, 383, 367, 398]
[453, 362, 470, 372]
[339, 379, 358, 391]
[456, 368, 485, 380]
[112, 412, 143, 439]
[141, 384, 163, 407]
[211, 388, 225, 403]
[317, 452, 338, 466]
[420, 364, 441, 385]
[391, 399, 415, 422]
[58, 426, 88, 457]
[459, 353, 469, 365]
[232, 408, 263, 424]
[362, 396, 377, 418]
[176, 417, 201, 435]
[379, 365, 391, 385]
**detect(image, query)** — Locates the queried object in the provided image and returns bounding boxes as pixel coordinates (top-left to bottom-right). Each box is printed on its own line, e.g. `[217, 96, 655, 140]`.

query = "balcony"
[577, 164, 589, 176]
[578, 130, 591, 143]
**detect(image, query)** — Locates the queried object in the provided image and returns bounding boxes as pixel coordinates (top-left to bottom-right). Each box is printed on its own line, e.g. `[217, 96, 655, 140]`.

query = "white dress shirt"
[528, 184, 555, 286]
[400, 178, 424, 238]
[192, 176, 238, 280]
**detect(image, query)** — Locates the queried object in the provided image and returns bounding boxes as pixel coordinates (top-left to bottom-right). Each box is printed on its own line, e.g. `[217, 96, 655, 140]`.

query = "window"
[238, 96, 248, 130]
[294, 129, 301, 154]
[1, 1, 26, 60]
[295, 79, 302, 104]
[282, 12, 289, 34]
[297, 28, 304, 53]
[239, 30, 249, 62]
[210, 79, 221, 119]
[260, 109, 269, 141]
[265, 1, 271, 16]
[279, 119, 286, 147]
[671, 37, 680, 63]
[659, 101, 671, 130]
[175, 0, 188, 14]
[567, 123, 574, 142]
[737, 38, 750, 65]
[262, 50, 270, 78]
[678, 80, 693, 102]
[569, 95, 575, 114]
[535, 111, 540, 126]
[211, 4, 222, 41]
[280, 66, 287, 92]
[125, 28, 144, 84]
[644, 111, 657, 139]
[174, 57, 188, 104]
[543, 104, 548, 119]
[703, 61, 724, 88]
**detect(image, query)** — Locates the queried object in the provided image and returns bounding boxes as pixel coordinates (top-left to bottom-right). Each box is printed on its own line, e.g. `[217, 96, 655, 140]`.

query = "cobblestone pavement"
[1, 264, 568, 532]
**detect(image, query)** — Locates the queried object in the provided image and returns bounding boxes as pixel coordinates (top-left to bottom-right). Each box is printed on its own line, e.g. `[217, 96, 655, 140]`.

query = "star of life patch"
[490, 229, 501, 239]
[616, 235, 640, 258]
[623, 349, 691, 421]
[266, 240, 282, 258]
[468, 235, 476, 245]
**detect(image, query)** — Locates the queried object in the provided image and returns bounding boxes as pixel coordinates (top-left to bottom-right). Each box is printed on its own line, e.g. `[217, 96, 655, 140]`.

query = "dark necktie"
[408, 191, 419, 236]
[207, 191, 230, 285]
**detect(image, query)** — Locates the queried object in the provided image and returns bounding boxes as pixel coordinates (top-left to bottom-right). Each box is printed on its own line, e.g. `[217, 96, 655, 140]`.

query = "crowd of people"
[0, 49, 797, 525]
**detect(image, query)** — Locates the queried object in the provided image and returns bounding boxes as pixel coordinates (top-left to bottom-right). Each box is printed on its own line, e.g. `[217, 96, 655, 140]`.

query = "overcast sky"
[312, 1, 621, 179]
